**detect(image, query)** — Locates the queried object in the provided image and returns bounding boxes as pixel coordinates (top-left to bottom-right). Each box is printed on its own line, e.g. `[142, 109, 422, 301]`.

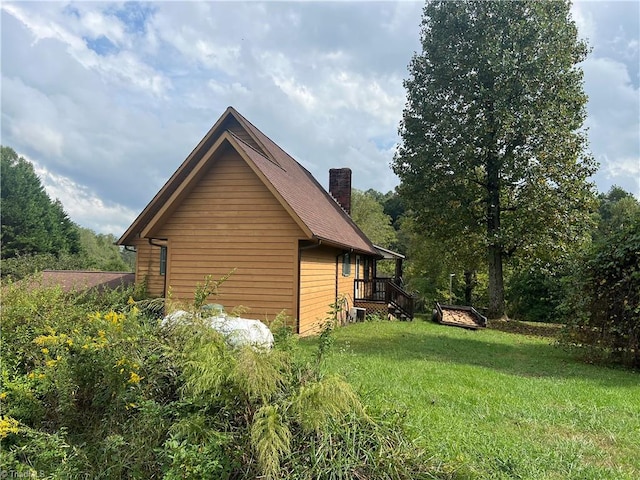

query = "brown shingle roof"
[37, 270, 135, 293]
[118, 107, 378, 256]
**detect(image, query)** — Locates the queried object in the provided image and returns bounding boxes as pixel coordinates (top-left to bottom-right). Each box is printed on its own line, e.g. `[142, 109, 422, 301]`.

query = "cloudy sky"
[2, 1, 638, 236]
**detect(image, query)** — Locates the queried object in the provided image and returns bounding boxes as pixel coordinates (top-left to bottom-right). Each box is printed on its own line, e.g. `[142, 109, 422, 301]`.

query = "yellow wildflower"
[34, 335, 59, 346]
[115, 358, 127, 367]
[0, 416, 20, 439]
[41, 348, 49, 355]
[98, 330, 106, 338]
[45, 359, 58, 368]
[127, 296, 136, 305]
[128, 372, 142, 384]
[0, 392, 7, 400]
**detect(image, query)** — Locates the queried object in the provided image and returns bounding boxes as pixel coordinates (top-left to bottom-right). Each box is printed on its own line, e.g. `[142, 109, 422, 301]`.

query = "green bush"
[1, 277, 438, 479]
[505, 267, 564, 323]
[561, 216, 640, 368]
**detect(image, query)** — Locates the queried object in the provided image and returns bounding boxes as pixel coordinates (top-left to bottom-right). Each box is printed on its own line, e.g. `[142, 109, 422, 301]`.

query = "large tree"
[393, 0, 596, 317]
[1, 146, 80, 258]
[351, 189, 397, 249]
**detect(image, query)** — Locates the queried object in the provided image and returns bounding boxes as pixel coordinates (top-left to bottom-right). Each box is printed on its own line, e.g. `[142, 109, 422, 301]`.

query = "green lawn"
[301, 319, 640, 479]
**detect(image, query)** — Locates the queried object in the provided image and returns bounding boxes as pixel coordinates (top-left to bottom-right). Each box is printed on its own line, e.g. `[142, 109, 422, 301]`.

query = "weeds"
[1, 275, 435, 479]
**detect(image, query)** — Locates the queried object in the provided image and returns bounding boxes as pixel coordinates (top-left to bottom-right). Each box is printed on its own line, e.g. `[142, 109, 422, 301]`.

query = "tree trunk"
[486, 149, 505, 318]
[464, 270, 476, 305]
[488, 245, 504, 318]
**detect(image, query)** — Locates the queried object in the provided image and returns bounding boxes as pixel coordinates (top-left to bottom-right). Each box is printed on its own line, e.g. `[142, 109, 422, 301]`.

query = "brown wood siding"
[299, 246, 341, 336]
[134, 238, 165, 297]
[155, 149, 303, 322]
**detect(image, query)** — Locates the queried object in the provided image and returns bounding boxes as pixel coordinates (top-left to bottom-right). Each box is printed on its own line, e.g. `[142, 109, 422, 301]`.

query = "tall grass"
[302, 319, 640, 480]
[1, 279, 442, 479]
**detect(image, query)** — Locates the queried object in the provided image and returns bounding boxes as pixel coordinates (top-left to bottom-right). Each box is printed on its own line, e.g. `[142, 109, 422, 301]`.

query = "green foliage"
[76, 227, 132, 271]
[1, 146, 134, 279]
[505, 267, 565, 323]
[192, 269, 236, 310]
[162, 435, 229, 480]
[400, 216, 488, 311]
[1, 276, 432, 479]
[594, 186, 640, 242]
[1, 146, 81, 259]
[561, 206, 640, 367]
[393, 1, 597, 317]
[351, 189, 398, 249]
[0, 280, 172, 478]
[251, 405, 291, 480]
[0, 252, 87, 281]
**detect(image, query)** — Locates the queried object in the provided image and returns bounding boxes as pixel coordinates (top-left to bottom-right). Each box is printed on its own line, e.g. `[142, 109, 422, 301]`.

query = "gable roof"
[117, 107, 378, 256]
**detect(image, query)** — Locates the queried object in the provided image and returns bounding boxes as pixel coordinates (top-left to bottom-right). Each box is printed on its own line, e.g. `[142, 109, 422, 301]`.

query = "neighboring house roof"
[37, 270, 135, 292]
[118, 107, 379, 256]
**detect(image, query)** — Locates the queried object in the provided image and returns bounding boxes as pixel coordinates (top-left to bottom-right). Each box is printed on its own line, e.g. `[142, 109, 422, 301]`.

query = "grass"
[301, 318, 640, 479]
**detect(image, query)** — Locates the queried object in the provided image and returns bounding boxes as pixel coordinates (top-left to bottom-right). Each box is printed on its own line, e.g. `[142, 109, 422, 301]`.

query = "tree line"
[1, 146, 134, 279]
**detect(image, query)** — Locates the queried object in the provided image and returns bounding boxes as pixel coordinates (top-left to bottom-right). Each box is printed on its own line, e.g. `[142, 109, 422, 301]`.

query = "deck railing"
[354, 278, 415, 319]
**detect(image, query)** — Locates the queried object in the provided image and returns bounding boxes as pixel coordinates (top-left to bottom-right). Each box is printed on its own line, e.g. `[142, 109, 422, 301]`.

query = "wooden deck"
[354, 278, 415, 320]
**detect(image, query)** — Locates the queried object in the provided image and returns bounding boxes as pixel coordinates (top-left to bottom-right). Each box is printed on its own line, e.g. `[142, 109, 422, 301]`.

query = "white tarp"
[162, 310, 274, 349]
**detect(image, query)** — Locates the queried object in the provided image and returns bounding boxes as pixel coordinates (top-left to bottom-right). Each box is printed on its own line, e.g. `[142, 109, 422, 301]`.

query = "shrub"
[0, 279, 174, 477]
[1, 275, 439, 479]
[505, 267, 565, 323]
[560, 216, 640, 368]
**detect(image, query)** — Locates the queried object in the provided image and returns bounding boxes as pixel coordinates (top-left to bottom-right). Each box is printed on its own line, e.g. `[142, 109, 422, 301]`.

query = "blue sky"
[1, 1, 638, 235]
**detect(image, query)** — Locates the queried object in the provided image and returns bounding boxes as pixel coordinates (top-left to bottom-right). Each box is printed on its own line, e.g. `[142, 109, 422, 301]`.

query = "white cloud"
[31, 160, 138, 235]
[2, 3, 170, 96]
[10, 122, 64, 158]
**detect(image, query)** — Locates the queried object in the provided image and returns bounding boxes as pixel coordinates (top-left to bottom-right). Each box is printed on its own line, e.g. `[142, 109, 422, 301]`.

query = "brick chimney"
[329, 168, 352, 215]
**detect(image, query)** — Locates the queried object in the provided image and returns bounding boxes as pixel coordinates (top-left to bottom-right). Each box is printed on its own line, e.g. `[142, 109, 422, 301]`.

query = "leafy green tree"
[381, 191, 405, 231]
[77, 227, 131, 271]
[595, 186, 640, 242]
[351, 189, 397, 249]
[1, 146, 80, 258]
[393, 0, 596, 317]
[401, 215, 487, 310]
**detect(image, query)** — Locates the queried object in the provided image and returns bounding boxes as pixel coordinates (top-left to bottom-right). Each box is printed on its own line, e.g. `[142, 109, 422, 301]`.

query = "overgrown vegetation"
[560, 199, 640, 367]
[0, 276, 438, 479]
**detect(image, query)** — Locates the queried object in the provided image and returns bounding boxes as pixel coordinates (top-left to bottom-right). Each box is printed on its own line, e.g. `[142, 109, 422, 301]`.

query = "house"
[117, 107, 413, 335]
